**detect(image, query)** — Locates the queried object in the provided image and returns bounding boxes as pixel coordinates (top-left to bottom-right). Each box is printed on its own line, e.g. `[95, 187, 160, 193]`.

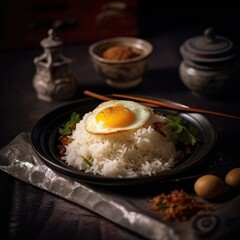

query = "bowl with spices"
[89, 37, 153, 89]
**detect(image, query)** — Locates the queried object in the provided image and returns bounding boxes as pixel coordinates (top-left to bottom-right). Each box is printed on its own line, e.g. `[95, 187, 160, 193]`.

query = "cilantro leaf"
[59, 112, 80, 135]
[165, 115, 199, 146]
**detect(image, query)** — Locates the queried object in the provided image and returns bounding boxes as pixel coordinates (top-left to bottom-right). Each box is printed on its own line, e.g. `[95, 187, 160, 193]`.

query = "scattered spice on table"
[149, 189, 213, 222]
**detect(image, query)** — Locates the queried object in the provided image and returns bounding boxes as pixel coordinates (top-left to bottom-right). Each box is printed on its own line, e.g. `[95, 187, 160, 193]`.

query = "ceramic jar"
[179, 28, 236, 96]
[33, 29, 77, 101]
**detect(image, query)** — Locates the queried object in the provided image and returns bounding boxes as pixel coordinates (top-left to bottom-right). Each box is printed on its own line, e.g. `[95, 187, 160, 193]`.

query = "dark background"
[1, 1, 240, 49]
[138, 6, 240, 42]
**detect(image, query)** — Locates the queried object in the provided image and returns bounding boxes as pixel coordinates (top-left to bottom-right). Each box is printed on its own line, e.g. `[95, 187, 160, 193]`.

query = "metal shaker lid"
[40, 29, 62, 48]
[180, 27, 236, 64]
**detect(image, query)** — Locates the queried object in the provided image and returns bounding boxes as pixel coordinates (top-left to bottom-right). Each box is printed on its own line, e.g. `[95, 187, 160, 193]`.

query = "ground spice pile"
[149, 189, 213, 222]
[102, 45, 140, 60]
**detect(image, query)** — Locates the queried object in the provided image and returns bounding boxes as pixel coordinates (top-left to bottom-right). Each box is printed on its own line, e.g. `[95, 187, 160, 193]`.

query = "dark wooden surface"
[1, 6, 240, 240]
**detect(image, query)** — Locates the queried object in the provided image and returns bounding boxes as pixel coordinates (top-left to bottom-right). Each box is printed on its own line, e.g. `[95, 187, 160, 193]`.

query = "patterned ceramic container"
[33, 29, 77, 101]
[89, 37, 153, 89]
[179, 28, 237, 97]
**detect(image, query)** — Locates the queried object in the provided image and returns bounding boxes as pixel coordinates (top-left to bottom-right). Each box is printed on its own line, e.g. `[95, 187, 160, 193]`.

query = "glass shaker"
[179, 27, 237, 97]
[33, 29, 77, 101]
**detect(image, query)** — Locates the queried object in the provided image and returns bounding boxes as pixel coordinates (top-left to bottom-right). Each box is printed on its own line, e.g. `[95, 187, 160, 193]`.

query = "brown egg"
[225, 168, 240, 188]
[194, 174, 225, 199]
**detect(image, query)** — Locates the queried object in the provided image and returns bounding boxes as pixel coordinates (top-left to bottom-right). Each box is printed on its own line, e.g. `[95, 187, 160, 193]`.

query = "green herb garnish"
[165, 115, 199, 146]
[83, 157, 93, 167]
[59, 112, 80, 135]
[157, 201, 168, 210]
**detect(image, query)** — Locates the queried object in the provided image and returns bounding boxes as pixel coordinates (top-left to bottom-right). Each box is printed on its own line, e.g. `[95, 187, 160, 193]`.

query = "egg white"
[85, 100, 151, 134]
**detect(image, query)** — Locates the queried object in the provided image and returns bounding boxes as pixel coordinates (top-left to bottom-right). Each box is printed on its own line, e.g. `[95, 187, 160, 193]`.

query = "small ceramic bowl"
[89, 37, 153, 89]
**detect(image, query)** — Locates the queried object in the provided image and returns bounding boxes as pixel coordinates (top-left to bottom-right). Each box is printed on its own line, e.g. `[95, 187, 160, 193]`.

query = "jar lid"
[40, 29, 62, 48]
[180, 27, 236, 64]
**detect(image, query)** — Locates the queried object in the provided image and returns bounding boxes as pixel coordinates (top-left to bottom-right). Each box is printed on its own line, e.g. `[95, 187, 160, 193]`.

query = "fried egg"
[85, 100, 151, 134]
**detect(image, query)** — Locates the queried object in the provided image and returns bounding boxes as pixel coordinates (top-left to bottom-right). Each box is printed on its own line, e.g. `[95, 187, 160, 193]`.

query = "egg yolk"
[96, 106, 135, 128]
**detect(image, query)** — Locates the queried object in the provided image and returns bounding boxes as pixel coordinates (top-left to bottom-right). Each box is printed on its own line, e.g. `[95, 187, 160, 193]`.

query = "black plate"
[31, 96, 217, 186]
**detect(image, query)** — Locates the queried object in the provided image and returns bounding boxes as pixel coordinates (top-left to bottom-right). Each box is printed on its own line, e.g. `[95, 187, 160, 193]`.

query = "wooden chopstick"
[112, 93, 240, 119]
[83, 90, 159, 107]
[84, 90, 112, 101]
[83, 90, 240, 119]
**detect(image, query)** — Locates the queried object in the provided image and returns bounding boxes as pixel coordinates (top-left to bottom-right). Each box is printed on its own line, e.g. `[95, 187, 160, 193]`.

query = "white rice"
[62, 110, 179, 178]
